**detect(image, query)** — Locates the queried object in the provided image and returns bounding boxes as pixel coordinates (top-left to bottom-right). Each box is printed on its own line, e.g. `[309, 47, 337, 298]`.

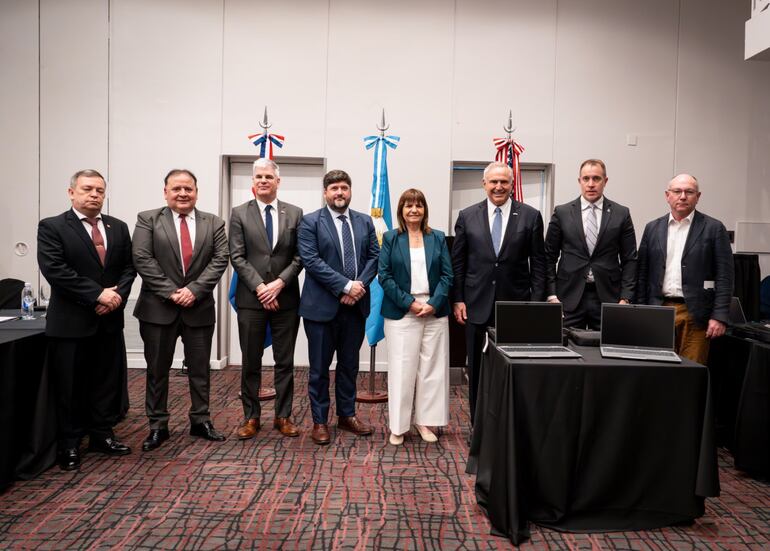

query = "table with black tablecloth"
[733, 339, 770, 478]
[466, 337, 719, 545]
[0, 310, 56, 492]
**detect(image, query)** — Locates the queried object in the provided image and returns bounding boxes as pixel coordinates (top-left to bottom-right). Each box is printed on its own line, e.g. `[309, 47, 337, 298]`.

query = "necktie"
[339, 215, 356, 280]
[491, 207, 502, 256]
[85, 217, 106, 266]
[179, 214, 193, 274]
[264, 205, 273, 249]
[585, 204, 598, 256]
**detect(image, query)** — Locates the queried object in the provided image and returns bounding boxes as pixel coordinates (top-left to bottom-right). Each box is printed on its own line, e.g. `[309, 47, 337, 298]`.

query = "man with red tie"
[38, 169, 136, 471]
[132, 169, 229, 451]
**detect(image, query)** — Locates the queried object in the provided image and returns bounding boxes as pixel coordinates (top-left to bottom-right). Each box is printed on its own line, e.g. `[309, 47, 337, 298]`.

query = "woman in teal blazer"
[378, 189, 453, 445]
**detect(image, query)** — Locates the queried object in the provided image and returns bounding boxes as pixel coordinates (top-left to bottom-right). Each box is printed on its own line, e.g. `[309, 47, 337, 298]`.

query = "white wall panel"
[552, 0, 679, 235]
[325, 0, 455, 232]
[0, 1, 39, 284]
[221, 0, 328, 158]
[109, 0, 224, 221]
[39, 0, 108, 219]
[453, 0, 557, 165]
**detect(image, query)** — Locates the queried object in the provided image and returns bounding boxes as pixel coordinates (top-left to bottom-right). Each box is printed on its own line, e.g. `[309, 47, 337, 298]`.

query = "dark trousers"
[465, 312, 494, 426]
[139, 319, 214, 430]
[304, 305, 365, 424]
[563, 283, 602, 330]
[48, 331, 125, 448]
[237, 307, 299, 420]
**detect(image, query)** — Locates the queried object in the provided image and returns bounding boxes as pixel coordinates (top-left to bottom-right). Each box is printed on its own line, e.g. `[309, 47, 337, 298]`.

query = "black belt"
[664, 296, 685, 303]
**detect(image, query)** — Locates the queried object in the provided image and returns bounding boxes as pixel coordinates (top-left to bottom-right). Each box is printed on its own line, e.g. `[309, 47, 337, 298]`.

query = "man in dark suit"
[544, 159, 637, 329]
[637, 173, 734, 364]
[230, 159, 303, 439]
[298, 169, 380, 445]
[452, 161, 546, 425]
[37, 169, 136, 470]
[132, 169, 229, 451]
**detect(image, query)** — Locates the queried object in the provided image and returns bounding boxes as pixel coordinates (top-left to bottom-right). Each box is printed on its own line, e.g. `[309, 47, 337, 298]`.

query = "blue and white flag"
[363, 134, 400, 346]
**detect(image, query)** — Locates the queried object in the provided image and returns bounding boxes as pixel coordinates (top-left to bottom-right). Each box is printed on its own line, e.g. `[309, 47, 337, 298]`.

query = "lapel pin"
[106, 224, 111, 228]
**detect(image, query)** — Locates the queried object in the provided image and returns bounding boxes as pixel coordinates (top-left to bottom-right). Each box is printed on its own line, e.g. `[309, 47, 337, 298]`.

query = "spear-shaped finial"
[259, 106, 272, 130]
[376, 108, 389, 136]
[503, 109, 516, 137]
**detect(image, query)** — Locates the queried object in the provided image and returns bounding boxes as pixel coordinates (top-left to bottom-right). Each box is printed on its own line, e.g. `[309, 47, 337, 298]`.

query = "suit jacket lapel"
[66, 210, 102, 266]
[569, 199, 589, 255]
[682, 211, 705, 259]
[424, 231, 435, 274]
[102, 216, 115, 267]
[321, 208, 343, 265]
[476, 201, 496, 257]
[190, 208, 208, 269]
[249, 200, 270, 248]
[595, 199, 613, 248]
[654, 216, 668, 263]
[396, 231, 411, 280]
[160, 208, 183, 271]
[276, 200, 288, 243]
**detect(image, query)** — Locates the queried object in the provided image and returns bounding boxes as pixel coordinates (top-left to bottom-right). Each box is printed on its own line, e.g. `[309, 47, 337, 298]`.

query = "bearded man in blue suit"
[298, 169, 380, 445]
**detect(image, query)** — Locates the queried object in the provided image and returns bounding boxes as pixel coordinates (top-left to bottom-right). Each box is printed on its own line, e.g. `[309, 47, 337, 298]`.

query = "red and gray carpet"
[1, 368, 769, 549]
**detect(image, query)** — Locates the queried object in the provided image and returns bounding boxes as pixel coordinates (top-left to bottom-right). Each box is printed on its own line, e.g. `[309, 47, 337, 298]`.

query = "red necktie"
[85, 217, 106, 266]
[179, 214, 193, 274]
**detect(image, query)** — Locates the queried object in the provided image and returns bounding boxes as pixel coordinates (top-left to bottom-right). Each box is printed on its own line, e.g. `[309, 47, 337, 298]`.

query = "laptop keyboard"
[500, 346, 567, 353]
[602, 347, 676, 357]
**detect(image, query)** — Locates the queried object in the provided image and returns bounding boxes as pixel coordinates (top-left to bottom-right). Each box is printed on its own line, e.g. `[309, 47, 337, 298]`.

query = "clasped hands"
[95, 286, 122, 315]
[170, 287, 196, 308]
[340, 281, 366, 306]
[257, 279, 285, 311]
[409, 299, 435, 318]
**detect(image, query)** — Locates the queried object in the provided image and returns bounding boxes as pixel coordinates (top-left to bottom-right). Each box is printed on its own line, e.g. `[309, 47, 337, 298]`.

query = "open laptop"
[728, 296, 748, 325]
[600, 304, 681, 363]
[495, 302, 581, 358]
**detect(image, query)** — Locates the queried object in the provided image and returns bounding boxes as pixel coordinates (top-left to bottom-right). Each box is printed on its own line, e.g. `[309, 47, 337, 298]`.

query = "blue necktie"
[264, 205, 273, 249]
[339, 214, 356, 280]
[491, 207, 502, 256]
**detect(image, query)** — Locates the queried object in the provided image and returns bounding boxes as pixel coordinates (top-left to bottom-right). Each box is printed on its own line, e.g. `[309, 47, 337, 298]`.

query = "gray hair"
[70, 169, 106, 188]
[482, 161, 513, 181]
[667, 173, 699, 191]
[253, 158, 280, 177]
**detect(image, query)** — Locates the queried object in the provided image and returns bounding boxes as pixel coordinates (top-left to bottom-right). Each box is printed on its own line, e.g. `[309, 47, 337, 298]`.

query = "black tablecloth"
[734, 340, 770, 478]
[466, 339, 719, 545]
[0, 311, 56, 492]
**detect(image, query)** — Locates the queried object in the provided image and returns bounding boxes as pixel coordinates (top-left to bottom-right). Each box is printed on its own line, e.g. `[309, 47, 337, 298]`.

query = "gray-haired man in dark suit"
[229, 159, 303, 439]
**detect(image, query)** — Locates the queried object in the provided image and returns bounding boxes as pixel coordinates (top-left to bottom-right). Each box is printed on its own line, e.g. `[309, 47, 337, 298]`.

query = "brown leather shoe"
[337, 416, 373, 436]
[273, 417, 300, 437]
[311, 423, 331, 445]
[236, 419, 260, 440]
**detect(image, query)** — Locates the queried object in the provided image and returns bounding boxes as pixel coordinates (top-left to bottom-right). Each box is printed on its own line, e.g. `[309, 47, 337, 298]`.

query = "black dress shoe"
[58, 448, 80, 471]
[190, 421, 226, 441]
[88, 437, 132, 456]
[142, 428, 170, 452]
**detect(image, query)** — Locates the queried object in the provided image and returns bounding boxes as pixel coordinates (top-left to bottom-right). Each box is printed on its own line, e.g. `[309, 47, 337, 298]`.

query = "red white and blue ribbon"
[248, 131, 285, 159]
[363, 134, 399, 346]
[494, 137, 525, 202]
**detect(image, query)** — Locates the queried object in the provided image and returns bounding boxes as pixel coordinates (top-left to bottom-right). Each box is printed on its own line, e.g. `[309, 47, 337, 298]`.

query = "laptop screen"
[729, 296, 747, 325]
[495, 302, 563, 345]
[600, 304, 675, 349]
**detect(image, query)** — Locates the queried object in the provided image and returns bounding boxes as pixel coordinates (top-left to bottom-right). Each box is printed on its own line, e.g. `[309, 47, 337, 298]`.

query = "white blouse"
[409, 247, 430, 295]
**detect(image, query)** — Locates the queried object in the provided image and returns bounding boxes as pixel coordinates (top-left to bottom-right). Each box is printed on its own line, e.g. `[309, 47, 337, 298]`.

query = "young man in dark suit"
[132, 169, 229, 451]
[544, 159, 637, 329]
[637, 173, 734, 364]
[229, 159, 303, 439]
[37, 169, 136, 470]
[297, 169, 380, 445]
[451, 161, 547, 426]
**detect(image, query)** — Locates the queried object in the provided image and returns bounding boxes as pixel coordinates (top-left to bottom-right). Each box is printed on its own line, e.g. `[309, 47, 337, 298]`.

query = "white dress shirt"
[171, 209, 196, 273]
[662, 211, 695, 298]
[73, 207, 108, 249]
[486, 197, 512, 249]
[256, 198, 279, 250]
[409, 246, 430, 295]
[327, 205, 357, 292]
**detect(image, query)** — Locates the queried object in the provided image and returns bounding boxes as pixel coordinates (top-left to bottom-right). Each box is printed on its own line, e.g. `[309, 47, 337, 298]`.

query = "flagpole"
[357, 110, 391, 404]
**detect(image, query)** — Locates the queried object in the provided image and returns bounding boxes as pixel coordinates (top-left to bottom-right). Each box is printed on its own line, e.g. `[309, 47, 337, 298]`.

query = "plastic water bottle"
[21, 282, 35, 319]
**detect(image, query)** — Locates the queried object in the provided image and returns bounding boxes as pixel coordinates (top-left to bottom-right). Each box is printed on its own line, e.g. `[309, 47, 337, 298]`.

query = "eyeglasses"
[667, 188, 698, 197]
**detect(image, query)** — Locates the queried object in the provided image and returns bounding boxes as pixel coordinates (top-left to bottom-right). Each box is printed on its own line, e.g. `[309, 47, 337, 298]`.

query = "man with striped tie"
[544, 159, 638, 330]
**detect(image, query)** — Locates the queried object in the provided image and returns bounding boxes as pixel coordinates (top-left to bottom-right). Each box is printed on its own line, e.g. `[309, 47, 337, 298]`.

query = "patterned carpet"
[1, 368, 769, 550]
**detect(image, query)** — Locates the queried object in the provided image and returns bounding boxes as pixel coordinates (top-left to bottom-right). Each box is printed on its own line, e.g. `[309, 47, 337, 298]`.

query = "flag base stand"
[259, 387, 277, 401]
[357, 344, 388, 403]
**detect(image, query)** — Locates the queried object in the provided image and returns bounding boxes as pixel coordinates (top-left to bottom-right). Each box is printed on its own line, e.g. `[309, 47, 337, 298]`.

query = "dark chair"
[0, 278, 25, 310]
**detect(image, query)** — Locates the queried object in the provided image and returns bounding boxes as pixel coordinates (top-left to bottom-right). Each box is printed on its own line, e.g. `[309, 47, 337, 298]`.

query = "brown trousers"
[664, 301, 710, 365]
